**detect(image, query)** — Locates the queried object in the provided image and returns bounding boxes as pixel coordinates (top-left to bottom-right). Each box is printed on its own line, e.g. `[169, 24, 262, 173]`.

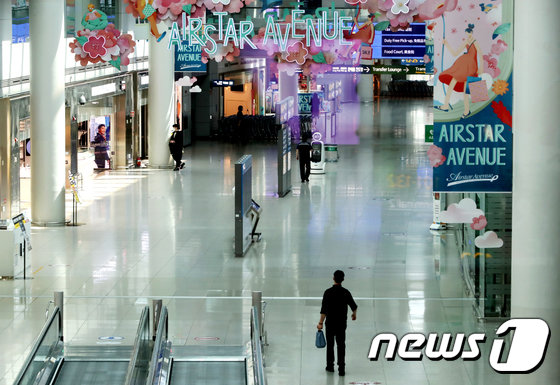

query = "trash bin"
[324, 144, 338, 162]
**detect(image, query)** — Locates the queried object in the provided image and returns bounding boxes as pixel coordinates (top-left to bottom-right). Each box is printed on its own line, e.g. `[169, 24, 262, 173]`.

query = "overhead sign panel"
[370, 22, 426, 60]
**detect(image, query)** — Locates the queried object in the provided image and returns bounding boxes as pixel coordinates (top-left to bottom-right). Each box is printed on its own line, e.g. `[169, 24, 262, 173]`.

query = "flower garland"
[70, 5, 136, 69]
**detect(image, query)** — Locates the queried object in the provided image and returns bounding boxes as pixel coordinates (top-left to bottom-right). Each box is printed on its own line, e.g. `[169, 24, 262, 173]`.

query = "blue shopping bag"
[316, 330, 326, 348]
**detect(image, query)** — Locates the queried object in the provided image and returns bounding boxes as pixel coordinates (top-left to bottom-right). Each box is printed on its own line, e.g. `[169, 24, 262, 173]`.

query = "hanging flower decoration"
[200, 38, 241, 63]
[70, 5, 135, 69]
[285, 42, 309, 65]
[391, 0, 410, 15]
[83, 36, 107, 59]
[248, 11, 363, 74]
[344, 0, 368, 4]
[123, 0, 255, 40]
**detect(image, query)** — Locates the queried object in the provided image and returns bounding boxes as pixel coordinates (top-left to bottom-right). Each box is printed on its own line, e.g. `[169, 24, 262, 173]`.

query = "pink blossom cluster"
[427, 144, 446, 168]
[70, 24, 136, 68]
[470, 215, 488, 230]
[250, 17, 354, 73]
[365, 0, 458, 30]
[482, 39, 508, 78]
[123, 0, 255, 26]
[200, 38, 240, 63]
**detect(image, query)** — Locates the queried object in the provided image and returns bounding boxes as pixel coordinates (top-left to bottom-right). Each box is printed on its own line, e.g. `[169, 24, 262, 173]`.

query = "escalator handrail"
[13, 307, 61, 385]
[251, 306, 267, 385]
[147, 306, 169, 385]
[124, 306, 150, 385]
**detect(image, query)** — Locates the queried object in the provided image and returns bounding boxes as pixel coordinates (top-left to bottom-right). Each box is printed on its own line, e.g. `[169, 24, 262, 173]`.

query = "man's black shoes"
[325, 367, 334, 373]
[338, 370, 345, 376]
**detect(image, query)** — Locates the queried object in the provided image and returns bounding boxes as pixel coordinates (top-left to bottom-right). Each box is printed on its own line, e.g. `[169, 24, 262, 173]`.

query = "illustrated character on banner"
[434, 23, 484, 119]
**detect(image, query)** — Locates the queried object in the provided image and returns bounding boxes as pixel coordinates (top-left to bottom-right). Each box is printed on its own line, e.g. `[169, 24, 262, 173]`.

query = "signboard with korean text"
[370, 23, 426, 60]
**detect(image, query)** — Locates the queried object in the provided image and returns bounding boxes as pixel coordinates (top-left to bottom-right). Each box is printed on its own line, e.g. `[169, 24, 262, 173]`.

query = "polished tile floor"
[0, 98, 509, 384]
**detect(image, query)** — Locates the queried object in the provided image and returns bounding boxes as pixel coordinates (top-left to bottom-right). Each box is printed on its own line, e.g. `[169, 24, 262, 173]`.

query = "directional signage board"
[212, 80, 234, 87]
[327, 65, 371, 74]
[370, 22, 426, 60]
[371, 65, 425, 75]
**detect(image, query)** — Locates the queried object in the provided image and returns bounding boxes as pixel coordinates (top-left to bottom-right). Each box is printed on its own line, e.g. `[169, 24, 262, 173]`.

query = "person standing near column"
[317, 270, 358, 376]
[169, 124, 184, 171]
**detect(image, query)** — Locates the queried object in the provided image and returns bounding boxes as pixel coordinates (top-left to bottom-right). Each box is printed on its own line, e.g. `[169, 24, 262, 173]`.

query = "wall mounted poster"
[429, 1, 513, 192]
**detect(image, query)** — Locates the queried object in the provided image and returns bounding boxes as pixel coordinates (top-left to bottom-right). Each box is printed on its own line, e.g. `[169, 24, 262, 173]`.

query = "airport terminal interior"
[0, 1, 558, 385]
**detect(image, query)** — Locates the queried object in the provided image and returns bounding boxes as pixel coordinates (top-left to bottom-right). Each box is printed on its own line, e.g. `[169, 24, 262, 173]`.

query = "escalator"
[14, 299, 267, 385]
[14, 306, 152, 385]
[148, 306, 266, 385]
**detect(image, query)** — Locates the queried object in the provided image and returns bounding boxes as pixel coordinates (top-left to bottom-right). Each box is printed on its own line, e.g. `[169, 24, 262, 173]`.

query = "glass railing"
[251, 306, 267, 385]
[147, 306, 172, 385]
[13, 307, 64, 385]
[124, 306, 152, 385]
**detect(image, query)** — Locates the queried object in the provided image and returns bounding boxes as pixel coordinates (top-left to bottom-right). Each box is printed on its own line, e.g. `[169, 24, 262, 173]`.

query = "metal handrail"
[147, 306, 169, 385]
[13, 307, 61, 385]
[124, 306, 150, 385]
[251, 306, 267, 385]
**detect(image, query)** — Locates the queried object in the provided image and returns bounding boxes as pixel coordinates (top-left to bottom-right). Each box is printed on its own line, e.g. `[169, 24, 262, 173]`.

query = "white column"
[0, 0, 11, 89]
[278, 70, 298, 118]
[148, 34, 174, 168]
[30, 0, 66, 225]
[511, 1, 560, 384]
[357, 59, 373, 102]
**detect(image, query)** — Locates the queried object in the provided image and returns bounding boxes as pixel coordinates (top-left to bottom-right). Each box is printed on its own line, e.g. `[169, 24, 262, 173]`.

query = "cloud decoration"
[475, 231, 504, 249]
[176, 76, 197, 87]
[189, 85, 202, 93]
[440, 198, 484, 223]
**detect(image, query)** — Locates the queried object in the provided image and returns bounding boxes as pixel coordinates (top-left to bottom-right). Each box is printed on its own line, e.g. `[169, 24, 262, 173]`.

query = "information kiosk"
[235, 155, 259, 257]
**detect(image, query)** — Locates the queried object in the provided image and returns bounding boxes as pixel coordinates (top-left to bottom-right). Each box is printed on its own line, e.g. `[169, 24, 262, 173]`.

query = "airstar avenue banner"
[428, 0, 513, 192]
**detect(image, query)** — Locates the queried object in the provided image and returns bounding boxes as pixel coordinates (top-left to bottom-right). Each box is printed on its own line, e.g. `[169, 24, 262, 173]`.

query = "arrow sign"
[371, 65, 424, 74]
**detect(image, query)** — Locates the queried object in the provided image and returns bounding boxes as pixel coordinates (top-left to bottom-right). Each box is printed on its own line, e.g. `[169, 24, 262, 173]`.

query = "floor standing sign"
[277, 125, 292, 197]
[0, 214, 32, 279]
[235, 155, 253, 257]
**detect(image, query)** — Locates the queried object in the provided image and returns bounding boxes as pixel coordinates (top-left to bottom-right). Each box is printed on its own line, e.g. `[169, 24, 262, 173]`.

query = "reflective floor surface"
[0, 98, 509, 385]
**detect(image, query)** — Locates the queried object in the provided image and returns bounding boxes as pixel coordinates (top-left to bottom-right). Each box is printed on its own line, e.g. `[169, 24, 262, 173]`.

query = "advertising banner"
[430, 1, 513, 192]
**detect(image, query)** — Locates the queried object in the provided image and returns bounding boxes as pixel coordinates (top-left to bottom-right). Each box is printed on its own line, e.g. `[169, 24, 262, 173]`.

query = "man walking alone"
[317, 270, 357, 376]
[296, 132, 312, 182]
